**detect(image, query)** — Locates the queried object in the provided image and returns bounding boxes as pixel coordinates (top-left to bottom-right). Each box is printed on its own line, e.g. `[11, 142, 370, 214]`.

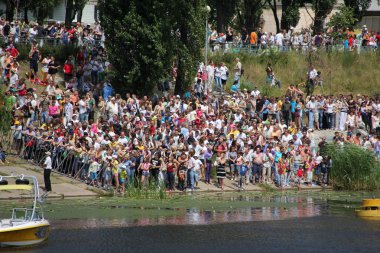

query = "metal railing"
[209, 42, 379, 54]
[18, 134, 106, 187]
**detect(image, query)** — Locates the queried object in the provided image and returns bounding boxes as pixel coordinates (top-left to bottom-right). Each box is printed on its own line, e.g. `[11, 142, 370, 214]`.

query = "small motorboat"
[356, 199, 380, 218]
[0, 175, 50, 247]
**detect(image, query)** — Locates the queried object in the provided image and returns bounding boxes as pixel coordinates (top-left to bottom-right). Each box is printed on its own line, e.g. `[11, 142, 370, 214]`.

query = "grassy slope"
[211, 50, 380, 97]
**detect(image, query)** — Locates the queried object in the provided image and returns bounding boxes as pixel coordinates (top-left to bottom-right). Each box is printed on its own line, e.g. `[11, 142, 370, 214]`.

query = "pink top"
[48, 105, 59, 116]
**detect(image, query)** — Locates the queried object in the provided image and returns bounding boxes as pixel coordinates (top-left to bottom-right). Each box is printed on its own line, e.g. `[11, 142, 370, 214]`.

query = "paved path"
[0, 159, 99, 200]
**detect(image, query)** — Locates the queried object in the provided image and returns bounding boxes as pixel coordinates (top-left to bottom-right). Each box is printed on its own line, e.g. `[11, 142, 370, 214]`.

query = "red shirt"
[63, 63, 74, 74]
[10, 47, 19, 58]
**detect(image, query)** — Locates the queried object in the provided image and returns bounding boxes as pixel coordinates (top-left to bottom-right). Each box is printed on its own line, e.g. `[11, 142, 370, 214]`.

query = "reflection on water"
[53, 196, 323, 229]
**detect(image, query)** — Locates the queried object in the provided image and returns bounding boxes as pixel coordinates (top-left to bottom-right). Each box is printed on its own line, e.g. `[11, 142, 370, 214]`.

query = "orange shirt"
[250, 32, 257, 45]
[70, 94, 79, 104]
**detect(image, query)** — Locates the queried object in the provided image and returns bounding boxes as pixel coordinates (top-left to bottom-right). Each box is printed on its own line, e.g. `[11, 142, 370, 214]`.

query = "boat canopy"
[0, 185, 33, 191]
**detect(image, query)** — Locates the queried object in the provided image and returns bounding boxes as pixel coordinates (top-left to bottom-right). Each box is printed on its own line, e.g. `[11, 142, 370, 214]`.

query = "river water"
[1, 192, 380, 253]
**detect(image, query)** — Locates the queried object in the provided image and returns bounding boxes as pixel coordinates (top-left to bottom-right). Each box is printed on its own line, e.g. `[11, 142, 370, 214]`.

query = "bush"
[321, 144, 380, 191]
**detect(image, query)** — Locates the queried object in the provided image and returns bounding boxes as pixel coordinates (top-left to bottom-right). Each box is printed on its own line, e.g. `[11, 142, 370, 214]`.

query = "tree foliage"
[99, 0, 166, 96]
[237, 0, 265, 33]
[310, 0, 337, 34]
[206, 0, 238, 33]
[344, 0, 371, 22]
[281, 0, 302, 30]
[327, 5, 358, 31]
[0, 90, 12, 136]
[99, 0, 206, 96]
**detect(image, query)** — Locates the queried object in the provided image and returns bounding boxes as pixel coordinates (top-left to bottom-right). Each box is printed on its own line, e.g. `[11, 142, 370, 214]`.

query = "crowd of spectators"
[1, 24, 380, 194]
[210, 25, 380, 52]
[0, 18, 104, 47]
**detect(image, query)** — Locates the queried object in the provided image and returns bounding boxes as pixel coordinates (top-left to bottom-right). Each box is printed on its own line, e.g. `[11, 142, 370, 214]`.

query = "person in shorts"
[28, 44, 41, 83]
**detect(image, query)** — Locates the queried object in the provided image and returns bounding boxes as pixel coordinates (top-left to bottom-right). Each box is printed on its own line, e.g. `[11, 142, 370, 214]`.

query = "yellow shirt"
[227, 130, 240, 139]
[111, 160, 119, 174]
[277, 100, 283, 110]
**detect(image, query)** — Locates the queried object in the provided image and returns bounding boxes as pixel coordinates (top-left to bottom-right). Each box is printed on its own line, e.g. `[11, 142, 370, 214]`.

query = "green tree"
[99, 0, 166, 96]
[65, 0, 88, 26]
[310, 0, 337, 34]
[163, 0, 207, 95]
[344, 0, 371, 22]
[29, 0, 60, 24]
[237, 0, 265, 33]
[99, 0, 206, 96]
[0, 90, 13, 147]
[327, 5, 358, 31]
[281, 0, 303, 30]
[206, 0, 238, 33]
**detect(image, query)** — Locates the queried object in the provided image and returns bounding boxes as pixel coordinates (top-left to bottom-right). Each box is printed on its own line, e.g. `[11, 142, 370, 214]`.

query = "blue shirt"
[290, 101, 296, 113]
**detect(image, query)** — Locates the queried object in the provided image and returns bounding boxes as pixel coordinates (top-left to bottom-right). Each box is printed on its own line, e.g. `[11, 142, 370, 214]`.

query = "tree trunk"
[243, 0, 254, 33]
[24, 7, 29, 24]
[271, 0, 281, 33]
[77, 7, 83, 23]
[281, 0, 289, 30]
[216, 0, 225, 33]
[65, 0, 75, 27]
[175, 27, 189, 95]
[5, 1, 14, 22]
[313, 14, 324, 34]
[37, 7, 44, 25]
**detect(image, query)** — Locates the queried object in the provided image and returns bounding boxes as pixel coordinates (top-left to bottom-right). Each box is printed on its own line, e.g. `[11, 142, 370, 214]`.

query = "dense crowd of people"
[210, 25, 380, 52]
[1, 23, 380, 194]
[0, 18, 104, 46]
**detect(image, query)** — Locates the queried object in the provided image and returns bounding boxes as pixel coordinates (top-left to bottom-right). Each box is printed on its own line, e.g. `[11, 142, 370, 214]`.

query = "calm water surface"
[1, 192, 380, 253]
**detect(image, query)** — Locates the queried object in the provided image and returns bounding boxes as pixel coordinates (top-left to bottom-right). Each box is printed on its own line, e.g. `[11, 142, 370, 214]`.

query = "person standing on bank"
[44, 151, 52, 192]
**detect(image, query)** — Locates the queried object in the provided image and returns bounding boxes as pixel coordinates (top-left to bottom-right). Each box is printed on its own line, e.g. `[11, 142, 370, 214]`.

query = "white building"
[0, 0, 98, 25]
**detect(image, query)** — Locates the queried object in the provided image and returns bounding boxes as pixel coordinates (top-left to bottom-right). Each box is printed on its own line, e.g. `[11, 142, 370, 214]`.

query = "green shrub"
[321, 144, 380, 191]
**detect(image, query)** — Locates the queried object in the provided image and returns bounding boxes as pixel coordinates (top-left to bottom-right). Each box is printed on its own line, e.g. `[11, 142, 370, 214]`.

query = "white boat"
[0, 175, 50, 247]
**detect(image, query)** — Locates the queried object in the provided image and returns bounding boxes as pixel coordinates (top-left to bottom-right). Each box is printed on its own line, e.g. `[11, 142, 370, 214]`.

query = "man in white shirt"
[250, 86, 260, 98]
[29, 25, 38, 41]
[43, 151, 52, 192]
[78, 98, 88, 122]
[306, 96, 317, 129]
[275, 32, 284, 50]
[106, 97, 118, 119]
[206, 61, 214, 94]
[234, 58, 242, 89]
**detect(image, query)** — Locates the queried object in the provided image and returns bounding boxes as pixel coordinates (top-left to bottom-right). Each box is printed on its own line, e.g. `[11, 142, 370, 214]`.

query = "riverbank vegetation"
[211, 50, 380, 96]
[321, 144, 380, 191]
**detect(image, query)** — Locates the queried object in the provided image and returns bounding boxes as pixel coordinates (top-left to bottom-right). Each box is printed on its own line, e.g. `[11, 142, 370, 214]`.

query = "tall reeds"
[321, 144, 380, 191]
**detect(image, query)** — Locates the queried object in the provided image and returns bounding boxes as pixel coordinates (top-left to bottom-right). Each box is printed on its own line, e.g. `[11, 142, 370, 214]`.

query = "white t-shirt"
[251, 89, 260, 98]
[29, 28, 37, 38]
[206, 65, 214, 77]
[79, 100, 87, 114]
[44, 156, 52, 170]
[275, 33, 284, 46]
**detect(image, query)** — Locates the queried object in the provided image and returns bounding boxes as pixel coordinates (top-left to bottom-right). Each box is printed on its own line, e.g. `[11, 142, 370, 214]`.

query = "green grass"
[211, 50, 380, 96]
